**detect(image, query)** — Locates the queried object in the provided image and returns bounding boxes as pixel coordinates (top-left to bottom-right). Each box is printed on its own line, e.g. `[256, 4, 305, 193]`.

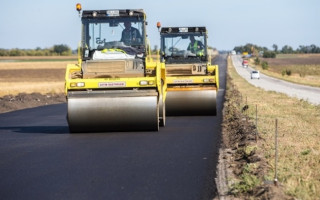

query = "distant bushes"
[254, 57, 268, 70]
[263, 51, 276, 58]
[233, 43, 320, 55]
[261, 61, 269, 70]
[282, 69, 292, 76]
[254, 57, 260, 65]
[0, 44, 72, 56]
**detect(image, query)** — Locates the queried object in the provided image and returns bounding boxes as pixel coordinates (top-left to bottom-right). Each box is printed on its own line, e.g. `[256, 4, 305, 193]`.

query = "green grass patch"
[230, 163, 261, 194]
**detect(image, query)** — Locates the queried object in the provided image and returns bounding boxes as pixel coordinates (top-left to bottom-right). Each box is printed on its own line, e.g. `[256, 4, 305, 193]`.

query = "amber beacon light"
[76, 3, 82, 12]
[156, 22, 161, 32]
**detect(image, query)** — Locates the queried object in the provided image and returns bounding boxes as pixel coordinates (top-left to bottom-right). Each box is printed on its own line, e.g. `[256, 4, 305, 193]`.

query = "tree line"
[0, 44, 72, 56]
[233, 43, 320, 58]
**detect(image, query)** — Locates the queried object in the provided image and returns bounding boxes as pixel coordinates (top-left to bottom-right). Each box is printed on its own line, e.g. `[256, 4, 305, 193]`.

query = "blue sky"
[0, 0, 319, 50]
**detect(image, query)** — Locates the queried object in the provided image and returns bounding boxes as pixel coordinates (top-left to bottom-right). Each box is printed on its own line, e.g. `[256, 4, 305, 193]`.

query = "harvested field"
[0, 61, 76, 96]
[1, 69, 65, 81]
[263, 54, 320, 66]
[0, 55, 77, 62]
[0, 58, 73, 113]
[252, 54, 320, 87]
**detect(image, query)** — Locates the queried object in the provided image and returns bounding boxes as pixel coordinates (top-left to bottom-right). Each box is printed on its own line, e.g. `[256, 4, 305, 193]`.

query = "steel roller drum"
[67, 90, 159, 133]
[166, 89, 217, 116]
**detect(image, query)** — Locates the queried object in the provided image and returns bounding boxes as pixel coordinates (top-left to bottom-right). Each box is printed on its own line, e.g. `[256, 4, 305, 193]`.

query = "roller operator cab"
[159, 26, 219, 116]
[65, 5, 166, 133]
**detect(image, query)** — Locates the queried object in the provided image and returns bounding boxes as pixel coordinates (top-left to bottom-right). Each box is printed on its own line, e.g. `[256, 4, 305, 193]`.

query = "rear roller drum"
[166, 90, 217, 116]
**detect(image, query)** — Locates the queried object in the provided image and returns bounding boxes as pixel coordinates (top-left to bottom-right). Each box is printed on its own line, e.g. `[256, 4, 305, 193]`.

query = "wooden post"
[255, 104, 258, 141]
[274, 118, 278, 186]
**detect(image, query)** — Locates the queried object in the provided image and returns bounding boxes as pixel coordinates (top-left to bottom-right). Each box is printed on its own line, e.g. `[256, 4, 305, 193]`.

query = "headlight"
[203, 78, 214, 83]
[70, 82, 85, 87]
[140, 80, 148, 85]
[139, 80, 154, 85]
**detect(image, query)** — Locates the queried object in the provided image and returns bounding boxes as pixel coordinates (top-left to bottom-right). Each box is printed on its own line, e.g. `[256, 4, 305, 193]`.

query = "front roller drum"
[166, 89, 217, 116]
[67, 90, 159, 133]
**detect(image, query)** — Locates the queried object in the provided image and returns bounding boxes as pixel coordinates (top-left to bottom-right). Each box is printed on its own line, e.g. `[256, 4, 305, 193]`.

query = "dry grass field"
[0, 59, 77, 97]
[228, 56, 320, 199]
[251, 54, 320, 87]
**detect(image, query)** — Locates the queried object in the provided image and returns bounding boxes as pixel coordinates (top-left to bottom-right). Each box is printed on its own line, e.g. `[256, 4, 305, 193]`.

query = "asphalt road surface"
[0, 55, 227, 200]
[232, 55, 320, 105]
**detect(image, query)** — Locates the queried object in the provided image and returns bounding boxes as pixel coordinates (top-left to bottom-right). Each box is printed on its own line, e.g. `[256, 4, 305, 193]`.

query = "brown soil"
[0, 93, 66, 114]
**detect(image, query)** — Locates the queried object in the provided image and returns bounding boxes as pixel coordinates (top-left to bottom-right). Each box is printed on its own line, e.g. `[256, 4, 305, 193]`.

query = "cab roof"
[160, 27, 206, 34]
[82, 9, 145, 18]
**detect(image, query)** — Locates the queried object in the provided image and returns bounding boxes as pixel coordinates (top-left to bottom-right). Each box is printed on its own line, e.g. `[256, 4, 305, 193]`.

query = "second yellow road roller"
[158, 25, 219, 116]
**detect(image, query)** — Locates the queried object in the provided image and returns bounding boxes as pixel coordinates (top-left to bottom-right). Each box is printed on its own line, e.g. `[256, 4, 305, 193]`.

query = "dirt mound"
[0, 93, 66, 113]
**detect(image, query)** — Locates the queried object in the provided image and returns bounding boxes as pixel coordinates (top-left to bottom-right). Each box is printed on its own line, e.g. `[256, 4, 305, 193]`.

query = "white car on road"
[251, 70, 260, 79]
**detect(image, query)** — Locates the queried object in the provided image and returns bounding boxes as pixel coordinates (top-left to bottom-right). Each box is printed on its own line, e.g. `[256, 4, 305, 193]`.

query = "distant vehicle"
[251, 70, 260, 79]
[242, 60, 249, 67]
[231, 50, 236, 55]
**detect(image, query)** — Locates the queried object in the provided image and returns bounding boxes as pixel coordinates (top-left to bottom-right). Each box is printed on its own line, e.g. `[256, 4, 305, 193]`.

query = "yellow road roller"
[65, 4, 166, 132]
[158, 26, 219, 116]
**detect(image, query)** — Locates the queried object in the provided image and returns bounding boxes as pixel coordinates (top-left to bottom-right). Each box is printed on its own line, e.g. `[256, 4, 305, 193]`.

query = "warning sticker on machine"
[173, 79, 193, 83]
[99, 82, 126, 87]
